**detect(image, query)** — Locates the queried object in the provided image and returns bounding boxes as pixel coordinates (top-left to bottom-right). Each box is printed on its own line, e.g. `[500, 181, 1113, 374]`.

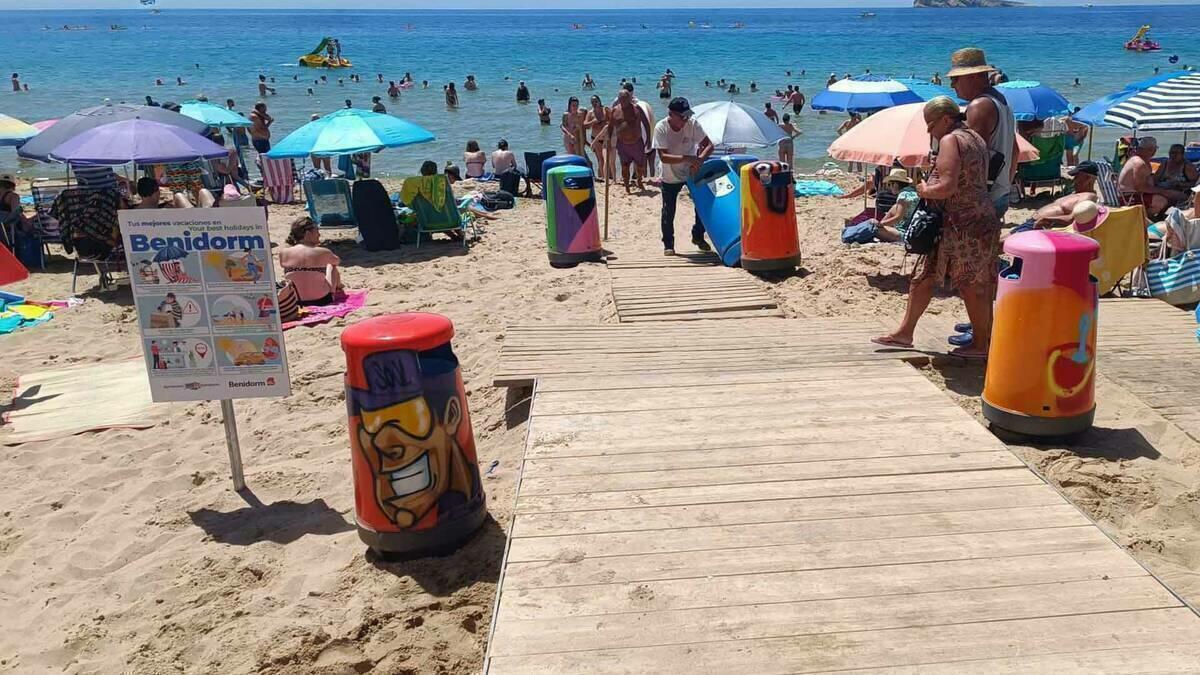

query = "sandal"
[871, 335, 914, 349]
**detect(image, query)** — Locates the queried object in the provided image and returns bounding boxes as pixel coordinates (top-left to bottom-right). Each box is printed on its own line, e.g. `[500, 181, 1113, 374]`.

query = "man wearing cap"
[1118, 136, 1180, 218]
[1007, 162, 1099, 235]
[652, 97, 715, 255]
[947, 47, 1019, 221]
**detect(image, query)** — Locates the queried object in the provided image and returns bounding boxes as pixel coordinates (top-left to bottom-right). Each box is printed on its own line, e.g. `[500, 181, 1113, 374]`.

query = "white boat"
[861, 12, 877, 18]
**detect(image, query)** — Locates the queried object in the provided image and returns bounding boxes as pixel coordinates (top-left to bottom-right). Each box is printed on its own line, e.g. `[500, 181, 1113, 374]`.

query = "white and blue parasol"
[811, 75, 923, 114]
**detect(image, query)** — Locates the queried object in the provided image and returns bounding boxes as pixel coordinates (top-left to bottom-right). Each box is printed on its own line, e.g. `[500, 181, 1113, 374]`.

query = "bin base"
[982, 398, 1094, 438]
[358, 506, 488, 560]
[548, 250, 603, 267]
[742, 253, 801, 273]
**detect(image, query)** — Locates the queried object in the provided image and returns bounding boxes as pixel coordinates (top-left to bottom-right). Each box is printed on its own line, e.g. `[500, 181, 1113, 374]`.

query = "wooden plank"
[487, 608, 1200, 674]
[531, 362, 911, 392]
[608, 253, 782, 322]
[490, 576, 1177, 657]
[826, 646, 1200, 674]
[495, 548, 1148, 620]
[503, 525, 1107, 590]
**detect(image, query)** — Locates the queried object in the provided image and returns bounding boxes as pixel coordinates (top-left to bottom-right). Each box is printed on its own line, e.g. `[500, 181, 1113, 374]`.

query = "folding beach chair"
[258, 156, 297, 204]
[1077, 205, 1149, 296]
[51, 187, 126, 294]
[304, 178, 356, 228]
[523, 151, 556, 198]
[30, 179, 72, 269]
[400, 175, 467, 249]
[351, 179, 401, 251]
[1094, 159, 1123, 207]
[1018, 134, 1066, 198]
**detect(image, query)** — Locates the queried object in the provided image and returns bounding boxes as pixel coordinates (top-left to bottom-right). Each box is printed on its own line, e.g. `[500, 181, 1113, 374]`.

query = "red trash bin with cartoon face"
[341, 313, 487, 558]
[739, 160, 801, 273]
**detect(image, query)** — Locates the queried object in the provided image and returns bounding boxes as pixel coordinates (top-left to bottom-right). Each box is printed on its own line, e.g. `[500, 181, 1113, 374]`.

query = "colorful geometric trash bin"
[340, 313, 487, 558]
[983, 231, 1100, 437]
[739, 160, 801, 273]
[540, 154, 588, 191]
[545, 165, 602, 266]
[688, 154, 757, 267]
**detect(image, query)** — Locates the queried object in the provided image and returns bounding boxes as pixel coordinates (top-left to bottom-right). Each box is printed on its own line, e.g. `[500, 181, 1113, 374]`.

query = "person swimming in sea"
[537, 98, 552, 125]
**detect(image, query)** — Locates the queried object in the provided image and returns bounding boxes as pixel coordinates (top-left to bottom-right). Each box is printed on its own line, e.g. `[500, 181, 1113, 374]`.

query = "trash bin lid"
[341, 313, 455, 352]
[1004, 230, 1099, 261]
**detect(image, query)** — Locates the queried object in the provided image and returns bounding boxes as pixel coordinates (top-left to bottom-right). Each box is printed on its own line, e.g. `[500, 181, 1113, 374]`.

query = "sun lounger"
[258, 156, 297, 204]
[1077, 204, 1149, 295]
[304, 178, 356, 228]
[1094, 159, 1123, 207]
[351, 179, 401, 251]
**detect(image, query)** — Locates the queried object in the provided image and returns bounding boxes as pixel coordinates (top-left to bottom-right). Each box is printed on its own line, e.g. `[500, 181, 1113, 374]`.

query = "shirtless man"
[603, 89, 652, 193]
[249, 103, 273, 153]
[257, 74, 276, 97]
[788, 87, 806, 115]
[1010, 162, 1099, 235]
[1119, 136, 1181, 218]
[584, 95, 610, 180]
[581, 73, 596, 90]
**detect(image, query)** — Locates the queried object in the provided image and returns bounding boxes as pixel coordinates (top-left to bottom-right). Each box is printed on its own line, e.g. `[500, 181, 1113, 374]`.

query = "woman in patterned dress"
[873, 96, 1000, 359]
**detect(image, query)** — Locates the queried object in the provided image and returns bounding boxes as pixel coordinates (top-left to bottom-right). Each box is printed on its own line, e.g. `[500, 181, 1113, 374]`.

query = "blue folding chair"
[304, 178, 356, 228]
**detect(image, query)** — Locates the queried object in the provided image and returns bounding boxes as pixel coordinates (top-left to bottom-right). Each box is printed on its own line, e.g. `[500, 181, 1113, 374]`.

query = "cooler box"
[739, 161, 801, 272]
[688, 154, 757, 266]
[540, 154, 588, 192]
[983, 231, 1100, 437]
[545, 165, 602, 266]
[341, 313, 487, 558]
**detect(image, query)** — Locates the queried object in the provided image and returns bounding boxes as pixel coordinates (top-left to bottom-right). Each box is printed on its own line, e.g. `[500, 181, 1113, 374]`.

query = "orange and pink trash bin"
[983, 230, 1100, 437]
[341, 313, 487, 558]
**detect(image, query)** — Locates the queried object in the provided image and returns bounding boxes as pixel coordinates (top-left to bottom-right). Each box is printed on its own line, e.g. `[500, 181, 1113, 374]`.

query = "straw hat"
[946, 48, 996, 78]
[1071, 200, 1109, 233]
[883, 168, 912, 186]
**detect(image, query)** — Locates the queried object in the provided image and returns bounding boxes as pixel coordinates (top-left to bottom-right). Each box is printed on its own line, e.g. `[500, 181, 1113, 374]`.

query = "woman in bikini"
[278, 217, 342, 306]
[463, 139, 487, 179]
[585, 95, 610, 181]
[561, 97, 584, 155]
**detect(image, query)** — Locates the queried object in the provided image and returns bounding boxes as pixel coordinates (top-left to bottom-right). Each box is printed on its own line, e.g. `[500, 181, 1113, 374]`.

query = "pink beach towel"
[282, 290, 368, 330]
[260, 157, 296, 204]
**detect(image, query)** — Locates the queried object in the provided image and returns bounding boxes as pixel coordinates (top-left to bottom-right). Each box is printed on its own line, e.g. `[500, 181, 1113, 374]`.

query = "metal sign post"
[220, 399, 245, 490]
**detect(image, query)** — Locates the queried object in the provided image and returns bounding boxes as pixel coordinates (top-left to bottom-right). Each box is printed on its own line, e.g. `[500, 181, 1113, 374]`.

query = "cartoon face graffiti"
[348, 348, 481, 531]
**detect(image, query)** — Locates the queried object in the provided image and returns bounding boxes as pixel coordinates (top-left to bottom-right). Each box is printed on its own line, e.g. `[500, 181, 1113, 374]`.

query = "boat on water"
[861, 12, 877, 18]
[110, 24, 127, 31]
[1125, 25, 1161, 52]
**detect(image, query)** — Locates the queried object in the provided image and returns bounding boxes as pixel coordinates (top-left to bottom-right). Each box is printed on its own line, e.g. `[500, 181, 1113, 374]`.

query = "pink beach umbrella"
[32, 119, 58, 132]
[828, 102, 1040, 169]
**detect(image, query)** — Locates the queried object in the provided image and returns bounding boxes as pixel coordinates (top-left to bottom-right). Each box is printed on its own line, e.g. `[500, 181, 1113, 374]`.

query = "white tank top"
[980, 89, 1016, 203]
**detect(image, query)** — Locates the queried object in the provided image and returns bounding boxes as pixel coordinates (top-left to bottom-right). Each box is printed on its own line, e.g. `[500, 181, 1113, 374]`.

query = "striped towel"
[260, 157, 296, 204]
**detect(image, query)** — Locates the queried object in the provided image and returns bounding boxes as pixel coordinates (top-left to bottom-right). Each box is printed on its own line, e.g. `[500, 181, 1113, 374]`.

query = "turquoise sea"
[2, 6, 1199, 177]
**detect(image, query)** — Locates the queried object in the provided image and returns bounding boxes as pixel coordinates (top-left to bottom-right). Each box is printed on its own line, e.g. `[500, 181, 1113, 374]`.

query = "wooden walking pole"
[604, 135, 611, 241]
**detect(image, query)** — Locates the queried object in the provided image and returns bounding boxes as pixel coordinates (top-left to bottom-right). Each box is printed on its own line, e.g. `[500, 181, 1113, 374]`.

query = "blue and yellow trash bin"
[739, 161, 801, 272]
[688, 154, 757, 266]
[983, 230, 1100, 436]
[341, 313, 487, 558]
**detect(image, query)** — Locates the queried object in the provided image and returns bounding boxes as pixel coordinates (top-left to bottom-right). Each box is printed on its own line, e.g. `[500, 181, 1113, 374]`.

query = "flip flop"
[871, 336, 914, 349]
[948, 330, 974, 347]
[954, 322, 972, 333]
[949, 346, 989, 361]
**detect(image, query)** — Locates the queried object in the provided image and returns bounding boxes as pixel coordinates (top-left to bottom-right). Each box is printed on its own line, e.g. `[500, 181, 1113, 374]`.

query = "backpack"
[902, 200, 943, 256]
[480, 190, 515, 211]
[497, 170, 521, 196]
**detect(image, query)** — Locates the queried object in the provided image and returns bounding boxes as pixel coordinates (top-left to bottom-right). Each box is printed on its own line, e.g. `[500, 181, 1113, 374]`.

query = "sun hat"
[0, 172, 16, 186]
[947, 48, 996, 78]
[1071, 200, 1109, 233]
[883, 168, 912, 185]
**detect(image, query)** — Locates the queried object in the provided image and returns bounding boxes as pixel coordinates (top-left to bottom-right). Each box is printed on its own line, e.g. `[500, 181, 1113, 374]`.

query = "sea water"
[2, 6, 1198, 177]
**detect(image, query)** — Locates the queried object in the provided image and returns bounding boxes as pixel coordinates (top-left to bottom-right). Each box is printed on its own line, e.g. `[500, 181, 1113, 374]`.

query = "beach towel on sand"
[794, 180, 844, 198]
[282, 290, 368, 330]
[2, 359, 160, 445]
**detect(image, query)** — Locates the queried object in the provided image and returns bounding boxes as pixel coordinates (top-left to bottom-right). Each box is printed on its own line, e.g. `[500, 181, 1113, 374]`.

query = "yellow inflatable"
[299, 37, 352, 68]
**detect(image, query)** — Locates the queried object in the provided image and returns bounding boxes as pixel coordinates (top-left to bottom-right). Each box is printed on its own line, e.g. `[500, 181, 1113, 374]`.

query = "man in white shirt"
[652, 97, 714, 255]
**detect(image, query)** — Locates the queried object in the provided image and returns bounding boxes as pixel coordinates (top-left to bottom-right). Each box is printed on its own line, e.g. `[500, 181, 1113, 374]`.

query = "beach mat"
[2, 359, 159, 445]
[282, 290, 368, 331]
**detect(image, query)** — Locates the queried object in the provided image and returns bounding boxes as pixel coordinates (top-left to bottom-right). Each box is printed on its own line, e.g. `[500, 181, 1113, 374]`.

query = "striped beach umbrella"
[0, 113, 39, 147]
[1103, 72, 1200, 131]
[812, 75, 923, 114]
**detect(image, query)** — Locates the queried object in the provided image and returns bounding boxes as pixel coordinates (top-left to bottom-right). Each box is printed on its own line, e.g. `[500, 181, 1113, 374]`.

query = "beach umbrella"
[828, 102, 1040, 169]
[894, 78, 964, 105]
[18, 103, 209, 162]
[995, 81, 1072, 122]
[690, 101, 787, 151]
[812, 75, 923, 114]
[32, 119, 58, 132]
[0, 114, 39, 147]
[1075, 70, 1189, 127]
[180, 100, 251, 128]
[48, 119, 231, 165]
[266, 108, 435, 158]
[1102, 72, 1200, 131]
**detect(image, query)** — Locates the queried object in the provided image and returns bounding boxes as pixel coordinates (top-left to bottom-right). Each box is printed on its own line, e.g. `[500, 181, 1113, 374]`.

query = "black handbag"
[903, 200, 943, 255]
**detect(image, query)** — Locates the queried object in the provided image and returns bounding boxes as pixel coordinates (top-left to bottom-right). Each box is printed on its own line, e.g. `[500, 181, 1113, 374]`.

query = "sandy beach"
[1, 176, 1198, 673]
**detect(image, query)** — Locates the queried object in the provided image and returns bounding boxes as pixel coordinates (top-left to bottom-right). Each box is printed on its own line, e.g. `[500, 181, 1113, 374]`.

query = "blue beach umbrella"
[266, 108, 435, 159]
[811, 75, 923, 114]
[894, 78, 964, 105]
[180, 101, 252, 128]
[1074, 71, 1189, 127]
[1103, 72, 1200, 132]
[995, 81, 1072, 122]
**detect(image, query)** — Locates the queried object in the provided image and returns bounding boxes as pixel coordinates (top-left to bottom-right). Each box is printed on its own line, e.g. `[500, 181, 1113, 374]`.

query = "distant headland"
[914, 0, 1025, 7]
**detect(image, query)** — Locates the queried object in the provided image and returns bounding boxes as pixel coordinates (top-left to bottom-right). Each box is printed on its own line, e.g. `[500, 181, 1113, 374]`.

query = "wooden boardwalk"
[608, 254, 783, 322]
[1097, 299, 1200, 442]
[485, 360, 1200, 673]
[492, 318, 926, 388]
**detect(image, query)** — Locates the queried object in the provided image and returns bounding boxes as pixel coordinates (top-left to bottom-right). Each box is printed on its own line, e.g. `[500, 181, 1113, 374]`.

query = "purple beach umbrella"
[47, 119, 230, 165]
[17, 103, 210, 162]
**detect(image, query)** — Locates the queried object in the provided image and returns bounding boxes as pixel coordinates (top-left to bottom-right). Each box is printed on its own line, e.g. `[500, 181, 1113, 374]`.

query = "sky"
[2, 0, 1195, 9]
